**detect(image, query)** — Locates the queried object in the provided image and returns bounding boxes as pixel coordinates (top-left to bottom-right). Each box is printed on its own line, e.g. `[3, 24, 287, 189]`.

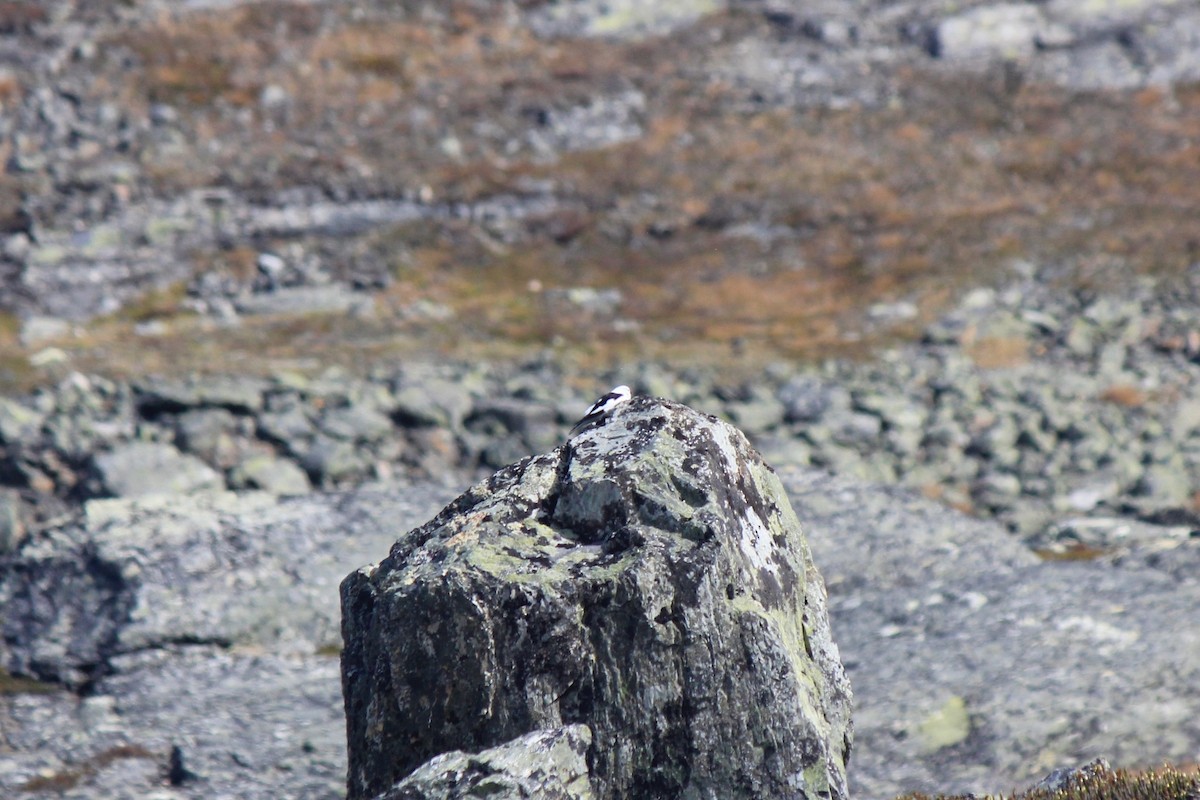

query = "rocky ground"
[1, 0, 1199, 798]
[0, 0, 1198, 374]
[3, 268, 1200, 561]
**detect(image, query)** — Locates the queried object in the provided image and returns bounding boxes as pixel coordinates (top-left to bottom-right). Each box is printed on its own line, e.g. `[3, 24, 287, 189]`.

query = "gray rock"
[393, 380, 473, 430]
[341, 396, 852, 800]
[724, 394, 785, 435]
[778, 376, 848, 423]
[1032, 41, 1145, 91]
[783, 468, 1200, 799]
[823, 408, 884, 447]
[92, 441, 223, 498]
[136, 376, 268, 414]
[0, 488, 26, 554]
[1134, 461, 1192, 509]
[966, 413, 1021, 469]
[301, 435, 373, 485]
[527, 0, 720, 40]
[229, 454, 312, 496]
[1059, 475, 1122, 513]
[467, 397, 560, 454]
[931, 4, 1046, 62]
[972, 470, 1023, 511]
[1031, 758, 1111, 794]
[921, 414, 968, 450]
[855, 392, 927, 432]
[1169, 396, 1200, 438]
[319, 405, 394, 444]
[1142, 7, 1200, 85]
[1064, 317, 1098, 357]
[0, 487, 454, 687]
[382, 725, 594, 800]
[174, 408, 241, 469]
[1044, 0, 1180, 29]
[1030, 515, 1194, 557]
[257, 399, 317, 449]
[0, 396, 44, 444]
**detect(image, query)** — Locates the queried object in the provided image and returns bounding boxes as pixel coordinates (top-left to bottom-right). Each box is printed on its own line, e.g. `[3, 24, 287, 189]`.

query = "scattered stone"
[392, 383, 459, 428]
[778, 376, 848, 423]
[1134, 461, 1193, 510]
[175, 408, 242, 469]
[318, 405, 393, 444]
[136, 376, 267, 415]
[300, 435, 372, 485]
[257, 399, 317, 449]
[0, 397, 44, 444]
[229, 454, 312, 497]
[932, 5, 1046, 62]
[723, 393, 785, 435]
[0, 488, 25, 554]
[91, 441, 224, 498]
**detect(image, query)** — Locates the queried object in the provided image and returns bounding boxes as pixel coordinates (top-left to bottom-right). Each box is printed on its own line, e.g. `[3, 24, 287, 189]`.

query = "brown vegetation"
[13, 7, 1197, 383]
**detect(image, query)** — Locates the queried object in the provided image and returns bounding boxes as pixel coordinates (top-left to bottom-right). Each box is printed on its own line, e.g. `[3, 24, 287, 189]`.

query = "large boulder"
[340, 396, 853, 800]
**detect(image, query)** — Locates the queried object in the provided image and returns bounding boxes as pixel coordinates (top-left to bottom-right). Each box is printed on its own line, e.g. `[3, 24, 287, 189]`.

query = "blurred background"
[2, 0, 1197, 379]
[1, 2, 1199, 797]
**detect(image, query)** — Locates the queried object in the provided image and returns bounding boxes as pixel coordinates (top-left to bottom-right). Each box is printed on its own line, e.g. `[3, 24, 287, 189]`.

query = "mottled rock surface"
[0, 486, 457, 800]
[340, 396, 853, 800]
[382, 726, 594, 800]
[0, 466, 1197, 798]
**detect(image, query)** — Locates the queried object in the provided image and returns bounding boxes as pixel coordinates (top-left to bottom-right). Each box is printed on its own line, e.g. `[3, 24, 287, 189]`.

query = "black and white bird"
[568, 384, 631, 436]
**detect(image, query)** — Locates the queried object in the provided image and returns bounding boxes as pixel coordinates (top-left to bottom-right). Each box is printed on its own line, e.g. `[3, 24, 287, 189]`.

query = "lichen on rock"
[340, 395, 852, 800]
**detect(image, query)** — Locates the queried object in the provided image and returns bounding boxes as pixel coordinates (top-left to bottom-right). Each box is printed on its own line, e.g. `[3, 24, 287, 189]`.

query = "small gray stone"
[0, 488, 26, 554]
[301, 435, 371, 484]
[922, 416, 969, 450]
[826, 408, 884, 447]
[230, 454, 312, 497]
[855, 393, 926, 431]
[175, 408, 240, 468]
[724, 395, 785, 435]
[0, 397, 44, 444]
[393, 381, 472, 430]
[973, 471, 1023, 509]
[1134, 461, 1192, 509]
[1170, 397, 1200, 438]
[318, 405, 393, 444]
[258, 402, 317, 449]
[779, 376, 848, 423]
[933, 4, 1045, 61]
[1096, 341, 1128, 376]
[1061, 477, 1122, 513]
[92, 441, 224, 498]
[1064, 317, 1098, 357]
[967, 415, 1021, 469]
[137, 375, 268, 414]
